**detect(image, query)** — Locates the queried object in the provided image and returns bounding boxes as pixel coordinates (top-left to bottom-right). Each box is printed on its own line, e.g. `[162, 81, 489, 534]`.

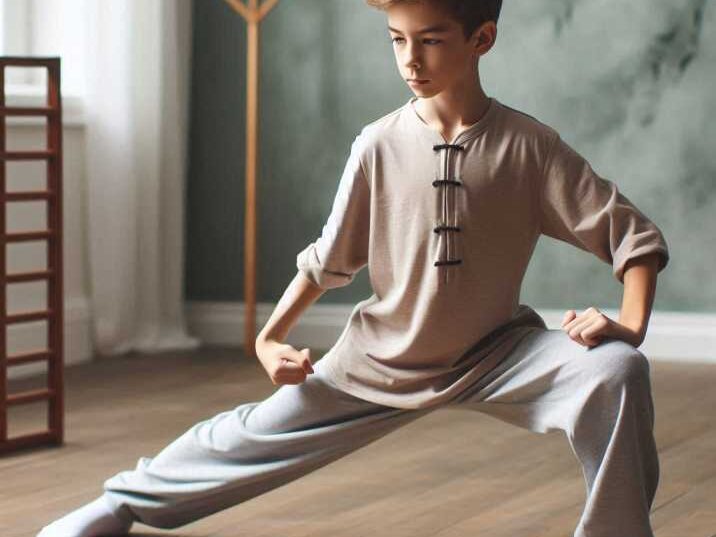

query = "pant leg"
[450, 328, 659, 537]
[101, 359, 431, 529]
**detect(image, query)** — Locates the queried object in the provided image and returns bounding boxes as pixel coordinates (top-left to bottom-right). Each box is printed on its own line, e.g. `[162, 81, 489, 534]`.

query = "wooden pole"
[223, 0, 280, 359]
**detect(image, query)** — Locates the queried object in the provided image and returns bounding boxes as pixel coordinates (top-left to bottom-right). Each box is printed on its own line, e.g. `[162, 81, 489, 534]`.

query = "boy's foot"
[36, 495, 133, 537]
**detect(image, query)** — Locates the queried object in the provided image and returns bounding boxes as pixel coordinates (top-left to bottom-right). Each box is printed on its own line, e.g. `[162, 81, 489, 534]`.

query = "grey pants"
[102, 328, 659, 537]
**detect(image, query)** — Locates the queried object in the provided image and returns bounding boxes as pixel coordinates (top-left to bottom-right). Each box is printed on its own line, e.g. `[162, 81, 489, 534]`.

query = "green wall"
[187, 0, 714, 313]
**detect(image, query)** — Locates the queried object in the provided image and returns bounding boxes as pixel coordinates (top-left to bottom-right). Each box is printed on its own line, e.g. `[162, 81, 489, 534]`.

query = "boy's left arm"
[561, 252, 660, 348]
[539, 133, 670, 349]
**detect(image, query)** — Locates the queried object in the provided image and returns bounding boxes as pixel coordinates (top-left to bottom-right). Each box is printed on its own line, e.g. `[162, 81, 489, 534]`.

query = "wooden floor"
[2, 347, 714, 537]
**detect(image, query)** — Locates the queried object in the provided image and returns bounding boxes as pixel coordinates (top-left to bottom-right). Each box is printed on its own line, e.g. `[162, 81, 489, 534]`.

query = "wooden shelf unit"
[0, 56, 64, 455]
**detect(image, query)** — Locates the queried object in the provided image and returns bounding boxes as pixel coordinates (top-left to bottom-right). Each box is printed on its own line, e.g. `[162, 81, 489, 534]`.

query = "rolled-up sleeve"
[539, 132, 670, 283]
[296, 132, 371, 290]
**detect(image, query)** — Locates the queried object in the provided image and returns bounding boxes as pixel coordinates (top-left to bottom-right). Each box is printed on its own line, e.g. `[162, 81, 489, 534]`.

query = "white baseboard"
[186, 301, 716, 364]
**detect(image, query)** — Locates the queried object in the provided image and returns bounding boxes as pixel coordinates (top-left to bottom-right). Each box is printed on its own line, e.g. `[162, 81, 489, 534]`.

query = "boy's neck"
[413, 78, 491, 143]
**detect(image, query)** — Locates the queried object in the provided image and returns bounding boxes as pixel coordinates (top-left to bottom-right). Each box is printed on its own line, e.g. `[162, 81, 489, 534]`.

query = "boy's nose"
[405, 59, 422, 73]
[403, 46, 422, 68]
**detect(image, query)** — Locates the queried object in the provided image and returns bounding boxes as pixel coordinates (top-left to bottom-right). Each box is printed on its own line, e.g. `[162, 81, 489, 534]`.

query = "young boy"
[38, 1, 670, 536]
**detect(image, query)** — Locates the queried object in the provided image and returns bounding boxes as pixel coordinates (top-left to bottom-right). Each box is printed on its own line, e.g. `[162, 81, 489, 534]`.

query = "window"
[0, 0, 86, 123]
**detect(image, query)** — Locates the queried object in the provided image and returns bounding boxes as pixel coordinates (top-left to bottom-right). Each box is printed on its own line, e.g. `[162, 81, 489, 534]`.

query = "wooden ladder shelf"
[0, 56, 64, 455]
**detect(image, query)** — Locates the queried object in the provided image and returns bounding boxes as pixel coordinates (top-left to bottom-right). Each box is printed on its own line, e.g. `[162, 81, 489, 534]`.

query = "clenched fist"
[255, 339, 315, 385]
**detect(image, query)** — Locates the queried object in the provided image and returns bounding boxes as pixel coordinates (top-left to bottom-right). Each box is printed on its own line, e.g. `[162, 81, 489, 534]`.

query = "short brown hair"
[366, 0, 503, 40]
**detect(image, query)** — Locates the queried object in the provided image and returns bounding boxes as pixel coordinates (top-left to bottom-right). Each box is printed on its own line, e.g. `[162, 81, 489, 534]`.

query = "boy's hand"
[255, 338, 315, 386]
[561, 307, 645, 349]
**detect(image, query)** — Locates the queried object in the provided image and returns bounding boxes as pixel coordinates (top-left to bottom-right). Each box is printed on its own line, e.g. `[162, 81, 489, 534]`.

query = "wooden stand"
[0, 57, 64, 455]
[224, 0, 280, 359]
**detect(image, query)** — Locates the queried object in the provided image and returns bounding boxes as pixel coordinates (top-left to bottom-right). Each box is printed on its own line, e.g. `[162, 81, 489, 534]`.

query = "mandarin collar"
[405, 96, 499, 146]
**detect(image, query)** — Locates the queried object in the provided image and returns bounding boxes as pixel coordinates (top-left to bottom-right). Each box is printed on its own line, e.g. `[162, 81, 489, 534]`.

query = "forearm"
[618, 253, 660, 337]
[256, 271, 326, 346]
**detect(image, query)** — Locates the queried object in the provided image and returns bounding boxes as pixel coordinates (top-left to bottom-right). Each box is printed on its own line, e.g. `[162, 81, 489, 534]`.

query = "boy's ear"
[473, 21, 497, 56]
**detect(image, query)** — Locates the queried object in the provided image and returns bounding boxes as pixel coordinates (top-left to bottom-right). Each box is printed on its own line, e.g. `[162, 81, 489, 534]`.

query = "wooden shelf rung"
[0, 150, 55, 161]
[0, 106, 56, 117]
[0, 57, 58, 67]
[6, 388, 54, 406]
[4, 269, 53, 283]
[4, 191, 54, 202]
[3, 229, 55, 242]
[6, 349, 52, 366]
[5, 308, 53, 324]
[0, 431, 58, 455]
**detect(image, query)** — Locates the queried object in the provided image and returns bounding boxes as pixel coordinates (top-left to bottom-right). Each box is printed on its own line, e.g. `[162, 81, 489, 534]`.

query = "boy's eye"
[389, 37, 441, 45]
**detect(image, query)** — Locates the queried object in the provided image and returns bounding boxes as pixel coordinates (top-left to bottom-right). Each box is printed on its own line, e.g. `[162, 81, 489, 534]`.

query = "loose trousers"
[102, 328, 659, 537]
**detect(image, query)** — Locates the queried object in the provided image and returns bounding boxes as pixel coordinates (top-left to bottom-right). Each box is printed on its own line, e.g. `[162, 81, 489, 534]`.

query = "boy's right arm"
[255, 271, 326, 385]
[258, 130, 370, 384]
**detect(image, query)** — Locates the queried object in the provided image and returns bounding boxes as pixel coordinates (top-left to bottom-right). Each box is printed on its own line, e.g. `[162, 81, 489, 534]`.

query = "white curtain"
[84, 0, 201, 355]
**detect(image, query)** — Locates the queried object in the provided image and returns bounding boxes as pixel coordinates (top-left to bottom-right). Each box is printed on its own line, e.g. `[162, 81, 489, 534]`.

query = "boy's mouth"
[408, 79, 430, 85]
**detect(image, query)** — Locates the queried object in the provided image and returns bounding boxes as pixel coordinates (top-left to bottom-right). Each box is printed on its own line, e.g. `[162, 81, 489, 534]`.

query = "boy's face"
[386, 1, 495, 98]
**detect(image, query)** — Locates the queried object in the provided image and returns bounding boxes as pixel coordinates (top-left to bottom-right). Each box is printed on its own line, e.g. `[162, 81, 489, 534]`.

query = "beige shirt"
[296, 96, 670, 410]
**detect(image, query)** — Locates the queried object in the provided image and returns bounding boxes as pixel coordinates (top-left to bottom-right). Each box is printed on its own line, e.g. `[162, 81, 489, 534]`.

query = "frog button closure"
[432, 143, 464, 283]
